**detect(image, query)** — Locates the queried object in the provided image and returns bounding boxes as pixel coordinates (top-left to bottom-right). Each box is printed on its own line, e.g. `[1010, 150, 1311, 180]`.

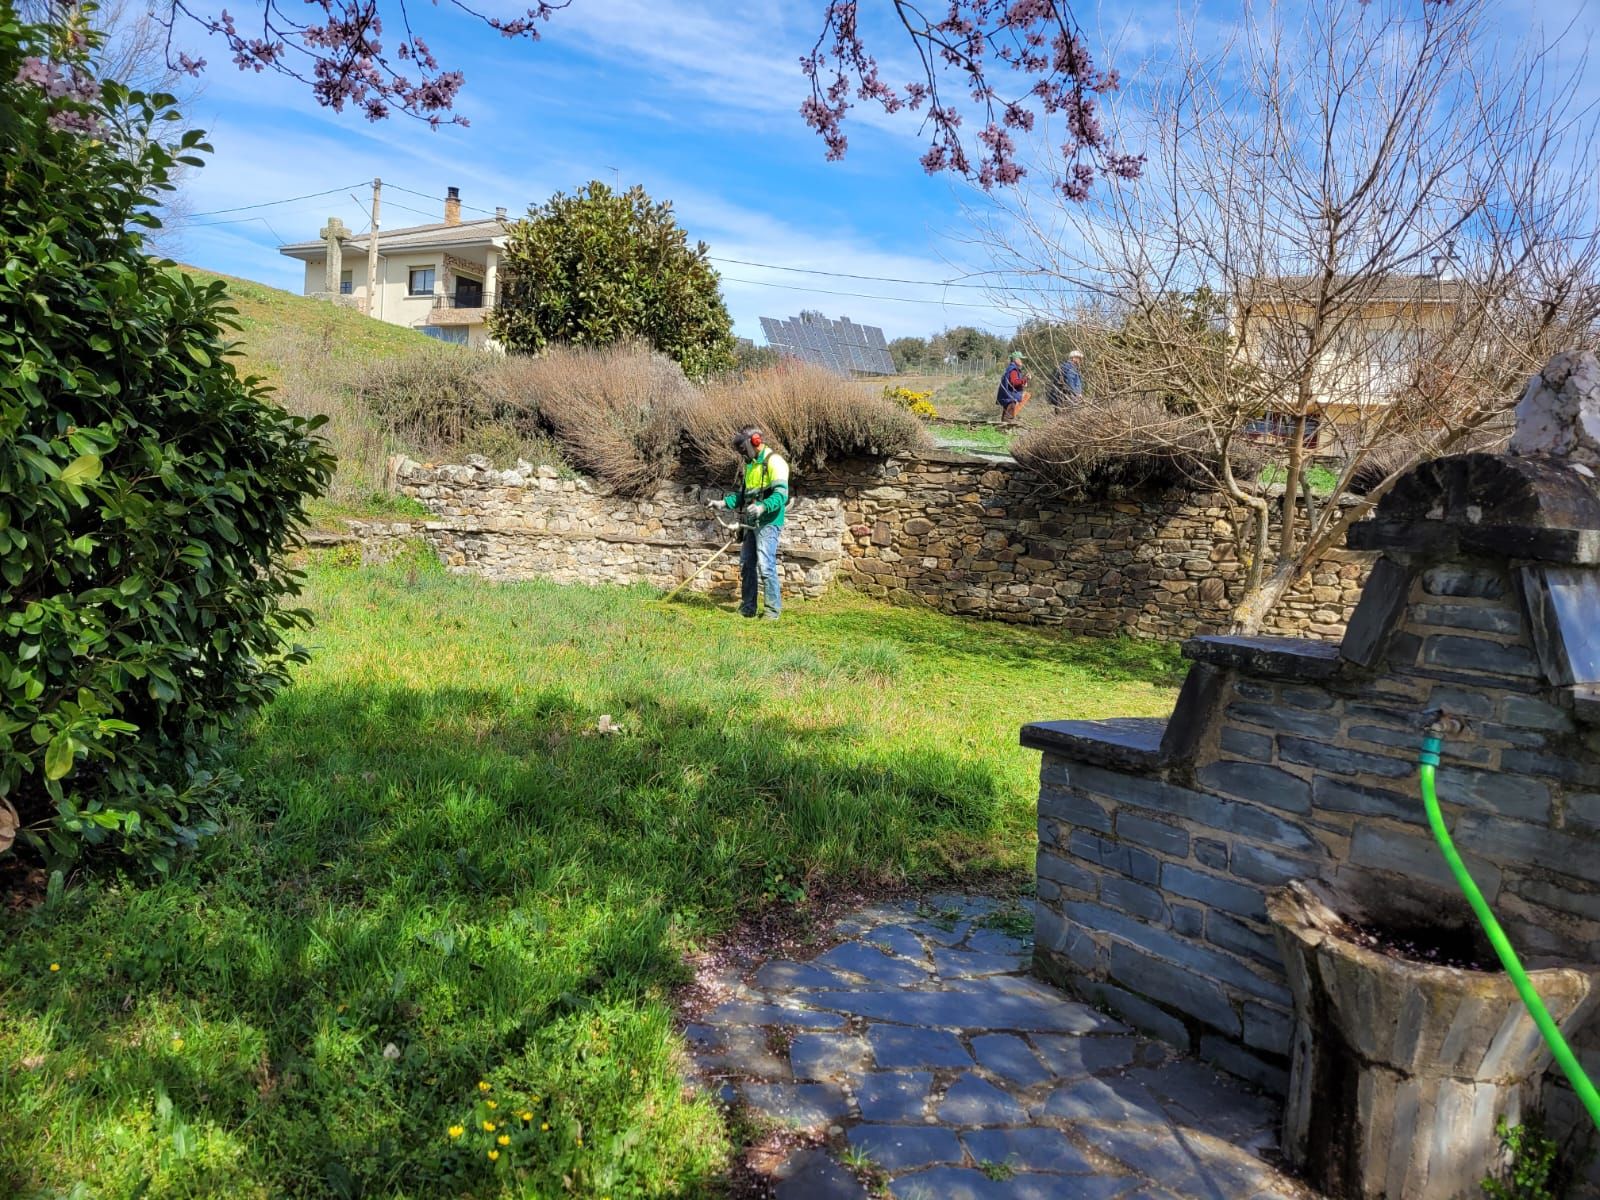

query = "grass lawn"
[931, 422, 1015, 456]
[0, 559, 1181, 1198]
[1258, 463, 1342, 494]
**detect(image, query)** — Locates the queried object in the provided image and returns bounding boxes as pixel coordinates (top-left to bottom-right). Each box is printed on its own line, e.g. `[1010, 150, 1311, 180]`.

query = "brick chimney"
[444, 185, 461, 227]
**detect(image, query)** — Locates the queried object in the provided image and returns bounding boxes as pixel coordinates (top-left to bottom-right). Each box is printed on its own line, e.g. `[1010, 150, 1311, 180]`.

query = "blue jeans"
[740, 524, 781, 617]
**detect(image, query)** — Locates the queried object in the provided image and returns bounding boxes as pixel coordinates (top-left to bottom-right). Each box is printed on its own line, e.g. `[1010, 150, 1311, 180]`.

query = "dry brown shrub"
[685, 361, 930, 476]
[1011, 394, 1222, 497]
[492, 342, 697, 495]
[349, 345, 504, 453]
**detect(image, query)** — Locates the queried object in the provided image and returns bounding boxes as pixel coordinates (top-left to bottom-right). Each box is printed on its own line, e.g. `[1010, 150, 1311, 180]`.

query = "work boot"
[760, 610, 780, 621]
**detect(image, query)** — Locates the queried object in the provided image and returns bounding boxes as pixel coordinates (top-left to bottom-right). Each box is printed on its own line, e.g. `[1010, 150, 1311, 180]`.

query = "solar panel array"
[759, 313, 896, 375]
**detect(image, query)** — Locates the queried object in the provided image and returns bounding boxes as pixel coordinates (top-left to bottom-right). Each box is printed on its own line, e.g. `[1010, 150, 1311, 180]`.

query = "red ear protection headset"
[748, 432, 762, 450]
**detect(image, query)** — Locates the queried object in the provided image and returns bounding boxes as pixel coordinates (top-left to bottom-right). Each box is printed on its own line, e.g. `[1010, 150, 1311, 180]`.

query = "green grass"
[306, 491, 434, 528]
[1258, 463, 1342, 494]
[0, 563, 1180, 1198]
[931, 423, 1015, 456]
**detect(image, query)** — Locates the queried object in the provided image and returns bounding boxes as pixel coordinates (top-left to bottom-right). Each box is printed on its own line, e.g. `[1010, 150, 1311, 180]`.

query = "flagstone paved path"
[689, 893, 1314, 1199]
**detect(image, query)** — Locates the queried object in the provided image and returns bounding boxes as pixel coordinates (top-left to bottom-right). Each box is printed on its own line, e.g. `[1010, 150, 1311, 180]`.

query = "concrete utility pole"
[367, 178, 382, 318]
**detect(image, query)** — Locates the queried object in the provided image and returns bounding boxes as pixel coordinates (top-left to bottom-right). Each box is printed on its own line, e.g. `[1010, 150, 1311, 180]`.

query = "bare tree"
[985, 0, 1600, 631]
[22, 0, 203, 253]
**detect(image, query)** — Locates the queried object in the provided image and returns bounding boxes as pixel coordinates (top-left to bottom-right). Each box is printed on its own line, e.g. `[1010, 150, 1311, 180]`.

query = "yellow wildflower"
[49, 963, 60, 973]
[520, 1111, 533, 1122]
[485, 1099, 497, 1109]
[541, 1123, 549, 1131]
[497, 1134, 510, 1146]
[478, 1080, 491, 1092]
[576, 1136, 583, 1148]
[482, 1120, 496, 1132]
[170, 1037, 184, 1052]
[487, 1149, 499, 1162]
[448, 1125, 464, 1139]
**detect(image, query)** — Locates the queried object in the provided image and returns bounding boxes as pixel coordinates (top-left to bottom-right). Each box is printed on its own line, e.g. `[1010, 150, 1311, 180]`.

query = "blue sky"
[170, 0, 1596, 343]
[173, 0, 1042, 340]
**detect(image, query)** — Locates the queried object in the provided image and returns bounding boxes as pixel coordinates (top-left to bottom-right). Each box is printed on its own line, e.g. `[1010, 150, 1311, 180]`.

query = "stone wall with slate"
[1021, 351, 1600, 1188]
[818, 452, 1366, 639]
[363, 451, 1367, 642]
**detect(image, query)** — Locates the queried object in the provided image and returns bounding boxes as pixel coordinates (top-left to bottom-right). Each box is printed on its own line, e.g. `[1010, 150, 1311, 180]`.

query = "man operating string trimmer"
[707, 425, 790, 621]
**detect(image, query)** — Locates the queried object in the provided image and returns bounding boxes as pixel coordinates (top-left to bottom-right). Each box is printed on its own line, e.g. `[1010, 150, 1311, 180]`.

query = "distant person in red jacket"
[995, 354, 1029, 423]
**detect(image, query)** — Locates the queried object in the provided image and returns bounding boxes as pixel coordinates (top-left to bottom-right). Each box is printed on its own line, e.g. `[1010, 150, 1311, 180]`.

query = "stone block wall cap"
[903, 447, 1005, 466]
[1371, 449, 1600, 538]
[1019, 716, 1167, 770]
[1182, 634, 1343, 680]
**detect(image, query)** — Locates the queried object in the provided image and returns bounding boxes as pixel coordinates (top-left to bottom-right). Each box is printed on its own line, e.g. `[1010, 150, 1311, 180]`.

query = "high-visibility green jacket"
[723, 448, 790, 528]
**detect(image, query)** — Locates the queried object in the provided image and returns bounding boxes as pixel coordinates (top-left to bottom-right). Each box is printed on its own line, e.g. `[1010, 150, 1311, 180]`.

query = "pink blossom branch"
[802, 1, 1144, 197]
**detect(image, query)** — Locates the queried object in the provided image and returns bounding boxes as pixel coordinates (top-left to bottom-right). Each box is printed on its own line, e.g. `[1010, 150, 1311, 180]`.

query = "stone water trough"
[1021, 351, 1600, 1199]
[1271, 880, 1600, 1198]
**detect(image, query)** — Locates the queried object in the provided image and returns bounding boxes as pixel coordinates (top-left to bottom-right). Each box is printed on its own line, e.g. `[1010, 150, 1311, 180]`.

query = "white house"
[278, 186, 508, 348]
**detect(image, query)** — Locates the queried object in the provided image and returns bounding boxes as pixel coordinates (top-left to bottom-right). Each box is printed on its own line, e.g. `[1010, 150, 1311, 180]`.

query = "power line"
[718, 274, 1019, 311]
[711, 255, 1016, 291]
[186, 183, 1057, 308]
[189, 183, 370, 219]
[384, 181, 503, 218]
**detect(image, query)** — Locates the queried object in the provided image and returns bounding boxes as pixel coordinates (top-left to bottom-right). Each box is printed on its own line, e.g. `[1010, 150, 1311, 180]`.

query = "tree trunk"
[1231, 558, 1303, 635]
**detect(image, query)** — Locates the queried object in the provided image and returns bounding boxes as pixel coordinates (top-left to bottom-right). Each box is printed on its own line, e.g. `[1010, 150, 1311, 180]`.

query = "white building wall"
[291, 246, 496, 347]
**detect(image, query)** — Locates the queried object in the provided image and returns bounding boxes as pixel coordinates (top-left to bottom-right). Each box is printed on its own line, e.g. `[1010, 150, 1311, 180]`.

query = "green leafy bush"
[1482, 1115, 1594, 1200]
[491, 181, 735, 377]
[0, 12, 333, 868]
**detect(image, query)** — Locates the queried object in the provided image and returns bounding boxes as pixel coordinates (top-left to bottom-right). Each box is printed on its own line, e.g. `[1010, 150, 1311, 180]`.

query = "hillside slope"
[175, 266, 441, 517]
[177, 265, 437, 389]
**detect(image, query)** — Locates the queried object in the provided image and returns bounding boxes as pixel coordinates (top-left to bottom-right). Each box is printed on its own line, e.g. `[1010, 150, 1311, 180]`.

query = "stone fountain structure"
[1022, 352, 1600, 1196]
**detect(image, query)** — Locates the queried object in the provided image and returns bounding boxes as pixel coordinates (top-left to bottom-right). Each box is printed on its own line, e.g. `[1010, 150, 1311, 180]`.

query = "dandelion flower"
[478, 1080, 491, 1092]
[541, 1122, 549, 1131]
[487, 1149, 499, 1162]
[497, 1134, 510, 1146]
[49, 963, 60, 973]
[485, 1099, 497, 1109]
[482, 1120, 496, 1132]
[520, 1111, 533, 1122]
[447, 1125, 464, 1139]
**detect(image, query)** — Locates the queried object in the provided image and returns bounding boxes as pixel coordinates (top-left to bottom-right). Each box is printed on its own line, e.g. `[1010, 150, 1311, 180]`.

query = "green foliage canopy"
[490, 181, 736, 377]
[888, 335, 931, 371]
[1, 10, 334, 868]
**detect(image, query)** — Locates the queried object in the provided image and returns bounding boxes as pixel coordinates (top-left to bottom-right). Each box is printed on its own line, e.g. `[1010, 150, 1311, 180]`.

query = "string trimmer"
[659, 503, 759, 604]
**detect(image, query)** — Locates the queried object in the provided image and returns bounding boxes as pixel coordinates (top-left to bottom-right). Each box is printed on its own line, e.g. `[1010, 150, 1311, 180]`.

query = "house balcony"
[429, 291, 495, 326]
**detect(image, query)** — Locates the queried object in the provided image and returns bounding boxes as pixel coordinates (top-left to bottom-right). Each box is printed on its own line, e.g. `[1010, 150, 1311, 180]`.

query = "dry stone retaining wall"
[819, 453, 1366, 640]
[351, 452, 1369, 641]
[384, 456, 843, 598]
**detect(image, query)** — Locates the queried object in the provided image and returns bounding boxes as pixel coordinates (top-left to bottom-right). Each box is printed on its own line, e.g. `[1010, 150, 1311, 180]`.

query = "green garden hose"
[1419, 734, 1600, 1131]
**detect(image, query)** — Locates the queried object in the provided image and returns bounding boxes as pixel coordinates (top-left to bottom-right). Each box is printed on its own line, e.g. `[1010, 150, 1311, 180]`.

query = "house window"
[1245, 412, 1320, 446]
[408, 267, 435, 296]
[421, 325, 468, 345]
[454, 277, 483, 308]
[340, 270, 353, 295]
